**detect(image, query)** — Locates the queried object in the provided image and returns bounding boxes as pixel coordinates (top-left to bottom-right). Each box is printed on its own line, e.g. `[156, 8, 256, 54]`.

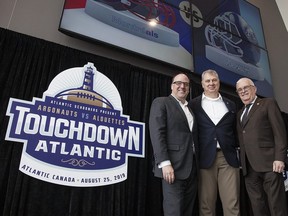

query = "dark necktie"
[241, 104, 252, 126]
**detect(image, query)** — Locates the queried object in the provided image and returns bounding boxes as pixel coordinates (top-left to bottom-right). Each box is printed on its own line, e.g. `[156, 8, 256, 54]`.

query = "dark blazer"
[237, 97, 287, 176]
[189, 95, 239, 169]
[149, 95, 198, 179]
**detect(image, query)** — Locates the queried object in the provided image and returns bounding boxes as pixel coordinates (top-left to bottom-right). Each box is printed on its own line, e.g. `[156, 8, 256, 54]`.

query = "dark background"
[0, 28, 287, 216]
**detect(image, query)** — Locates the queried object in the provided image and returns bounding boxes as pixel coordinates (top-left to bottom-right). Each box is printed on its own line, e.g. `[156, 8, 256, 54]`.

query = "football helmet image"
[205, 11, 260, 65]
[85, 0, 179, 46]
[205, 12, 263, 80]
[94, 0, 176, 28]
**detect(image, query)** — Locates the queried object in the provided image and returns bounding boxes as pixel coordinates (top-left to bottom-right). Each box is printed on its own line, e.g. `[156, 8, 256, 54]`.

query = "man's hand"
[162, 165, 175, 184]
[273, 160, 285, 173]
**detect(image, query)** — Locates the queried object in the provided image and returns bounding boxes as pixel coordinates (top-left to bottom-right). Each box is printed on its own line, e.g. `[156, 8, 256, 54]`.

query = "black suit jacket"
[149, 95, 198, 179]
[189, 95, 239, 169]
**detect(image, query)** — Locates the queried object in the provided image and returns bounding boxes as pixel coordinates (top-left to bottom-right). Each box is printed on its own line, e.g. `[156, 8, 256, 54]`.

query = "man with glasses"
[149, 73, 199, 216]
[236, 77, 287, 216]
[189, 69, 240, 216]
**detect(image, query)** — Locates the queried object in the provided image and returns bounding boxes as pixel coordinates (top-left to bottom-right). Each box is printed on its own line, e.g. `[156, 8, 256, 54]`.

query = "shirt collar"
[201, 93, 223, 102]
[247, 96, 257, 106]
[251, 96, 257, 104]
[171, 94, 188, 106]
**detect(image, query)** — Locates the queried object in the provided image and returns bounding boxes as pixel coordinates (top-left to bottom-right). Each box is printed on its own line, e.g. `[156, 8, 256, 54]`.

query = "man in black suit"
[236, 77, 287, 216]
[189, 69, 240, 216]
[149, 73, 198, 216]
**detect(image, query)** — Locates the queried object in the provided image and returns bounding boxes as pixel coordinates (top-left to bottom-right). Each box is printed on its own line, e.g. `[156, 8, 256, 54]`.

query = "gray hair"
[201, 69, 219, 81]
[236, 77, 255, 87]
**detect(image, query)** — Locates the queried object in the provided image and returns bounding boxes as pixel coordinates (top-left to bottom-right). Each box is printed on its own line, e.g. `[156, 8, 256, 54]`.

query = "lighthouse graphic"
[54, 64, 114, 109]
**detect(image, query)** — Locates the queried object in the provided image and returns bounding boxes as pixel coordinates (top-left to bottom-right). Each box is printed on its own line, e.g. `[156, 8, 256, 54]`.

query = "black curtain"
[0, 28, 171, 216]
[0, 28, 287, 216]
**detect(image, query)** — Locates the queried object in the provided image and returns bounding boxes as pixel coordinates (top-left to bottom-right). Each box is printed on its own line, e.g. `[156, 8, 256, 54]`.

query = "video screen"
[192, 0, 273, 97]
[59, 0, 273, 97]
[59, 0, 194, 71]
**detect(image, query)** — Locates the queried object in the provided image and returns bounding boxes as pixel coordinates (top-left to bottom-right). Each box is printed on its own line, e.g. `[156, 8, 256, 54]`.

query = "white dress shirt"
[201, 93, 228, 148]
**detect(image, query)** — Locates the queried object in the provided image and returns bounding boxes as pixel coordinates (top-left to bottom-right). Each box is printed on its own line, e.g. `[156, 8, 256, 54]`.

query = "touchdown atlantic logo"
[5, 62, 145, 187]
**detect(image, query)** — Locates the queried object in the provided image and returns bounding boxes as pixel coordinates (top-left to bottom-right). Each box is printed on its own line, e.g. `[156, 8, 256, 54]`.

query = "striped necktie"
[241, 104, 252, 126]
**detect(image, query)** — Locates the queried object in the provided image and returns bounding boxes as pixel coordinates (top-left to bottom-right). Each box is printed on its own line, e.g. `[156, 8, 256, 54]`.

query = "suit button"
[214, 137, 217, 140]
[243, 130, 246, 133]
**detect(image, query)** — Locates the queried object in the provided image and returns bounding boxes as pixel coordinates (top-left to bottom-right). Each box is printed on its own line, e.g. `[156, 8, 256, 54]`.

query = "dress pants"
[162, 158, 198, 216]
[245, 161, 288, 216]
[198, 151, 240, 216]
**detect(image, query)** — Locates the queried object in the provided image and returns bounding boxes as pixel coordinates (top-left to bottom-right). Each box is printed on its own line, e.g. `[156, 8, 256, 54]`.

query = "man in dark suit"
[189, 69, 240, 216]
[149, 73, 198, 216]
[236, 77, 288, 216]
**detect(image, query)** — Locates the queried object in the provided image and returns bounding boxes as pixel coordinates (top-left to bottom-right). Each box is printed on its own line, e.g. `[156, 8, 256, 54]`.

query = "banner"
[5, 63, 145, 187]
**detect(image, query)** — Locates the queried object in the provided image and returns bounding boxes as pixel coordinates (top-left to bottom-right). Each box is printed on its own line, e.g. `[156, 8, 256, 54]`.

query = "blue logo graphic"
[5, 63, 145, 186]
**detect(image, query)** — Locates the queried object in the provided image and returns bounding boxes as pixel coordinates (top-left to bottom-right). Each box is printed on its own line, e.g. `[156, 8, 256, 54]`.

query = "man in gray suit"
[236, 77, 288, 216]
[149, 73, 198, 216]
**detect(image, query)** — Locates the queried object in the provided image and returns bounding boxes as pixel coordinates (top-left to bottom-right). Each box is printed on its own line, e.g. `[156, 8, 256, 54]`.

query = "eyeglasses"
[173, 81, 190, 87]
[236, 85, 254, 94]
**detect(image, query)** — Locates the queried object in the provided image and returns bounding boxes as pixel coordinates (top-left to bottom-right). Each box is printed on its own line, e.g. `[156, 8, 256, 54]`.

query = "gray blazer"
[237, 97, 287, 176]
[149, 95, 198, 179]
